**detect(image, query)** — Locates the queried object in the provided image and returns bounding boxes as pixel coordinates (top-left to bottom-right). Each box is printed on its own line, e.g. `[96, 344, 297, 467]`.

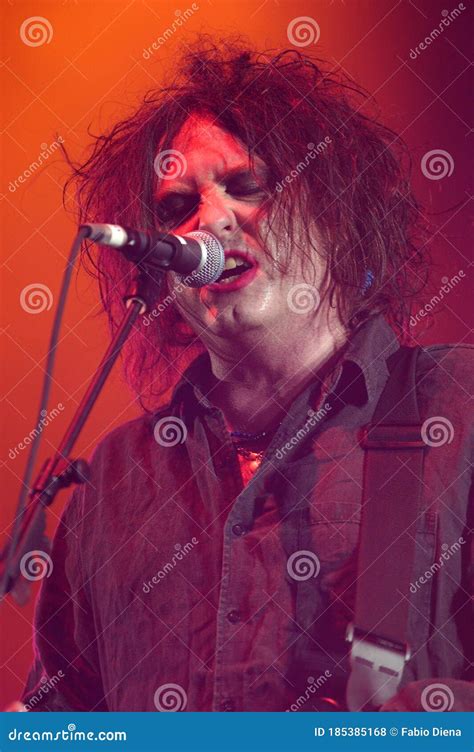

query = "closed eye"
[224, 167, 270, 200]
[154, 167, 270, 227]
[225, 179, 265, 198]
[154, 192, 200, 227]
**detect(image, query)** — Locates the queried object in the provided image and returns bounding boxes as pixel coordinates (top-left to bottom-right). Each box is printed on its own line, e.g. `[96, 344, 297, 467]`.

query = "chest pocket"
[292, 432, 365, 568]
[291, 507, 437, 694]
[304, 500, 361, 563]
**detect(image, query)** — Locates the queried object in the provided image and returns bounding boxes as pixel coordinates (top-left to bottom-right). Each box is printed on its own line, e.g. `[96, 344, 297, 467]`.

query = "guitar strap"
[345, 344, 426, 711]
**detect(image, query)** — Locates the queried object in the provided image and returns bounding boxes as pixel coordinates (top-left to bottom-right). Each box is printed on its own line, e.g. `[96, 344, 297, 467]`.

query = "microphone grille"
[179, 231, 224, 288]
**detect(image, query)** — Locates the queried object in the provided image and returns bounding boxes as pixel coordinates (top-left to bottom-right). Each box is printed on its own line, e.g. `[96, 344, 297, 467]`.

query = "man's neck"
[203, 319, 348, 434]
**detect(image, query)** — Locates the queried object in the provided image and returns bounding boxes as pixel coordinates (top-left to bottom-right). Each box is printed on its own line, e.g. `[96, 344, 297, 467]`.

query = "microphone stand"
[0, 271, 158, 603]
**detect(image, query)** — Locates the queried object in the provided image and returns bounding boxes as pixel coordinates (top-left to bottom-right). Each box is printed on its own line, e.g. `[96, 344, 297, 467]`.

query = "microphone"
[80, 224, 225, 288]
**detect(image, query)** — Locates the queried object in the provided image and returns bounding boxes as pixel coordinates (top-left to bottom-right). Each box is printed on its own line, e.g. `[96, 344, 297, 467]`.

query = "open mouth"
[218, 257, 253, 282]
[208, 250, 258, 291]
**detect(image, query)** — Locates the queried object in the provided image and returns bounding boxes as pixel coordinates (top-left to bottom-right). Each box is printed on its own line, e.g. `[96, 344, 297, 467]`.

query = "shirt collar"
[330, 314, 400, 405]
[169, 315, 400, 417]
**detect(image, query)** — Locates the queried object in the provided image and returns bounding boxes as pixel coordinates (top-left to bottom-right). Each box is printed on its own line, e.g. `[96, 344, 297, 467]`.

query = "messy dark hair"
[64, 36, 430, 409]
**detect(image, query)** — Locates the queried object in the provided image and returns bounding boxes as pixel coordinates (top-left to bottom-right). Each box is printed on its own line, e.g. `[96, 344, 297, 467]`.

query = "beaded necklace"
[229, 426, 277, 466]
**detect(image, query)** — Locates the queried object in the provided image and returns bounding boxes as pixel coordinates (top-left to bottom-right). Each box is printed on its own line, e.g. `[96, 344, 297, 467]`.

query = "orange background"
[1, 0, 472, 706]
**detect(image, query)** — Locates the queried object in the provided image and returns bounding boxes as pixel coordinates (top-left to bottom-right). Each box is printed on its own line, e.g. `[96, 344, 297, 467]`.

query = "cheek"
[174, 287, 200, 319]
[172, 280, 214, 329]
[251, 280, 282, 315]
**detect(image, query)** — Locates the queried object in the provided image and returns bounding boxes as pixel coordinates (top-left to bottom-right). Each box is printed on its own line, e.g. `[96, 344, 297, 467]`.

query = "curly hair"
[64, 36, 430, 410]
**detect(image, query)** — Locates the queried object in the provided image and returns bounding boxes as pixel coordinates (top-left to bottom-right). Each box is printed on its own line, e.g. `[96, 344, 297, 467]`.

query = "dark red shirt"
[22, 315, 473, 711]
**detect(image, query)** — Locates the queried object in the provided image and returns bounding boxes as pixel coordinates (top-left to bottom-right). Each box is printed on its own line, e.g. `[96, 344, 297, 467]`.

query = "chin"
[213, 305, 273, 338]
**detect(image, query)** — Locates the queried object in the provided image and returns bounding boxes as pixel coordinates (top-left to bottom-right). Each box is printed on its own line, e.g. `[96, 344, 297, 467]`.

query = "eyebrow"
[155, 163, 269, 198]
[221, 163, 268, 180]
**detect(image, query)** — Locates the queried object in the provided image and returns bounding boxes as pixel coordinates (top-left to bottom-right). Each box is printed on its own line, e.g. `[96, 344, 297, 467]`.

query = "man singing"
[22, 39, 473, 712]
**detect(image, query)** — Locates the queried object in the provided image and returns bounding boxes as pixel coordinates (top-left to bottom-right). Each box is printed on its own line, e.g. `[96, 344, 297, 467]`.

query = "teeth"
[216, 255, 252, 285]
[224, 256, 249, 270]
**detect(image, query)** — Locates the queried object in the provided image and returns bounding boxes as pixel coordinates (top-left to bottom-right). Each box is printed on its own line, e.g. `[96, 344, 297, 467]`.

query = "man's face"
[154, 114, 328, 347]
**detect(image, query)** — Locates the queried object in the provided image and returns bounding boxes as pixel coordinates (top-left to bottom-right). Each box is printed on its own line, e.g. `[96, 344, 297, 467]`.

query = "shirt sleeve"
[20, 487, 108, 712]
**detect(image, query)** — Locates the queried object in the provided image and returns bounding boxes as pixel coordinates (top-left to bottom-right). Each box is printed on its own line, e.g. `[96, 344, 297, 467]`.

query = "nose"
[197, 190, 237, 240]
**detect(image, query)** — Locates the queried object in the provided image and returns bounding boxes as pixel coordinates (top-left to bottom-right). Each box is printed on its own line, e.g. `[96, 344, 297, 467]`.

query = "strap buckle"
[345, 623, 411, 711]
[361, 424, 425, 450]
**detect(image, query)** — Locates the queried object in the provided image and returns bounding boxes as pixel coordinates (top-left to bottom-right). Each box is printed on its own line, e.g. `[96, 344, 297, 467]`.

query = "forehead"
[165, 114, 255, 177]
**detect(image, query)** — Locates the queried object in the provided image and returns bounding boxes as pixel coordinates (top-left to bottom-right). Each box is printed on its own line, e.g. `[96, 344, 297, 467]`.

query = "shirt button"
[220, 699, 235, 711]
[226, 610, 241, 624]
[232, 523, 246, 536]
